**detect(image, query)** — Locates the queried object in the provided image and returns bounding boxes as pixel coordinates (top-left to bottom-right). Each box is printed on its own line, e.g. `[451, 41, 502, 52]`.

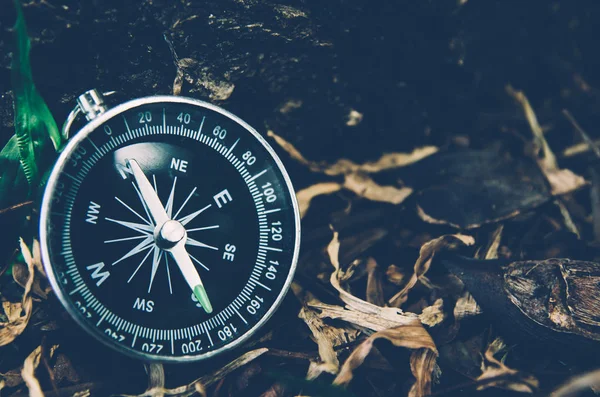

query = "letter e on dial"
[214, 189, 233, 208]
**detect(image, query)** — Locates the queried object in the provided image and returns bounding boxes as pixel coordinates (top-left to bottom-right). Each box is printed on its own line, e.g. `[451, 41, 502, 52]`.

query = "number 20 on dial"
[40, 94, 301, 362]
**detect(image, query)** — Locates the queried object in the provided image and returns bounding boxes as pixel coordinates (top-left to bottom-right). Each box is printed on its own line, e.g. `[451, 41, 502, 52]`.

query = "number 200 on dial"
[40, 96, 300, 362]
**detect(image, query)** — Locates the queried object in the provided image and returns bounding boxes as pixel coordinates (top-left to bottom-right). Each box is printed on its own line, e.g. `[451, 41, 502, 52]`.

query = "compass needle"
[131, 182, 153, 225]
[193, 285, 212, 314]
[127, 159, 170, 226]
[127, 158, 213, 313]
[40, 92, 299, 362]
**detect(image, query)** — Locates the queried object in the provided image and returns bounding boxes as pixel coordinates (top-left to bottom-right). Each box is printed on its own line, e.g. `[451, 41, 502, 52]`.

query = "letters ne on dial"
[126, 158, 213, 313]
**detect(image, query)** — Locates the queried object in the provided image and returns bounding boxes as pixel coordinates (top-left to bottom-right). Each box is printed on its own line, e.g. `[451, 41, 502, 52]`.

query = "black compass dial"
[40, 98, 300, 362]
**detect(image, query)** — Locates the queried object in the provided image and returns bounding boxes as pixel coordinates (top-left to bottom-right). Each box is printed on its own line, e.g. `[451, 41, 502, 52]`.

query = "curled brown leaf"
[365, 258, 385, 306]
[0, 238, 36, 346]
[386, 265, 405, 286]
[296, 182, 342, 218]
[298, 306, 340, 379]
[22, 345, 58, 397]
[267, 130, 437, 176]
[310, 301, 419, 331]
[343, 172, 413, 205]
[410, 348, 439, 397]
[327, 231, 419, 324]
[453, 291, 482, 320]
[475, 338, 538, 393]
[119, 349, 267, 397]
[506, 86, 586, 196]
[419, 299, 445, 327]
[333, 325, 437, 397]
[268, 130, 433, 207]
[389, 234, 475, 307]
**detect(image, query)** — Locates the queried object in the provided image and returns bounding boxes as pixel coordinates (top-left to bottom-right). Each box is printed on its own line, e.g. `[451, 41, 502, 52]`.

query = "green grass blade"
[11, 0, 62, 185]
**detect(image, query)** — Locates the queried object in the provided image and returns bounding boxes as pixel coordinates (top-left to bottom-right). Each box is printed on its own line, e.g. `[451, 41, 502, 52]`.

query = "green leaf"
[0, 135, 30, 209]
[11, 0, 61, 186]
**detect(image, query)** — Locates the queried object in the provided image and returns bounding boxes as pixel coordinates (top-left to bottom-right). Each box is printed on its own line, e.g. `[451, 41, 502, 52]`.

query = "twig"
[0, 200, 33, 215]
[563, 109, 600, 158]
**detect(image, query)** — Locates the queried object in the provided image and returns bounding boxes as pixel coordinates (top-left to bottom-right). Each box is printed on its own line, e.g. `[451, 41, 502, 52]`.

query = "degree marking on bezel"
[40, 95, 301, 363]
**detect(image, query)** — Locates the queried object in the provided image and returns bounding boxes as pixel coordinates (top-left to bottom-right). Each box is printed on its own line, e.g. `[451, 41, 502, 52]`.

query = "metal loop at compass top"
[62, 89, 116, 140]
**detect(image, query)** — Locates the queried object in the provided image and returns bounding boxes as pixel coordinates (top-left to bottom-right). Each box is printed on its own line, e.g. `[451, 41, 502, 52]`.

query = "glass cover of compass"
[40, 96, 301, 362]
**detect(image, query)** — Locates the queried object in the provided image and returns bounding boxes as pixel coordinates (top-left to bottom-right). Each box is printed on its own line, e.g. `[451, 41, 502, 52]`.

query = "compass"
[40, 90, 300, 362]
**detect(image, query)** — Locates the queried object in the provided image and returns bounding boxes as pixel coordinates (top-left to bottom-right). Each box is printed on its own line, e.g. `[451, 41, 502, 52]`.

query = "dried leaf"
[119, 349, 267, 397]
[483, 225, 503, 260]
[327, 231, 420, 323]
[453, 291, 482, 320]
[550, 368, 600, 397]
[0, 367, 24, 388]
[562, 141, 600, 157]
[298, 306, 340, 379]
[343, 172, 413, 204]
[269, 131, 422, 207]
[386, 265, 405, 286]
[22, 346, 44, 397]
[310, 301, 420, 331]
[346, 109, 363, 127]
[475, 338, 538, 393]
[333, 325, 437, 397]
[0, 238, 35, 346]
[419, 299, 445, 327]
[506, 86, 585, 196]
[144, 363, 165, 397]
[267, 130, 437, 176]
[365, 258, 384, 306]
[409, 348, 439, 397]
[52, 354, 80, 384]
[506, 85, 556, 170]
[22, 345, 58, 397]
[296, 182, 342, 218]
[555, 199, 580, 239]
[389, 234, 475, 307]
[545, 168, 587, 196]
[13, 262, 47, 299]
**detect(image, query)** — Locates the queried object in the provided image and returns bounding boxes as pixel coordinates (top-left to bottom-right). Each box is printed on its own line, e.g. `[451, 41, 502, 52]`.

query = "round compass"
[40, 91, 300, 362]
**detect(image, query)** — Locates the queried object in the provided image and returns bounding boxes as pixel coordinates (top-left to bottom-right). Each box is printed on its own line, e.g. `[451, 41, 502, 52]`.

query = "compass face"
[40, 96, 300, 362]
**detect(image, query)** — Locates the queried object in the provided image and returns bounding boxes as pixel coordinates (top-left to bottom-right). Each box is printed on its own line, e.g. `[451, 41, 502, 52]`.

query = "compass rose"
[104, 159, 219, 313]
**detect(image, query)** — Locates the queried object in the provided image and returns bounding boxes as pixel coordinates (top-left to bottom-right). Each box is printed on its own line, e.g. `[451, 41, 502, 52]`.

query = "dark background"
[2, 0, 600, 173]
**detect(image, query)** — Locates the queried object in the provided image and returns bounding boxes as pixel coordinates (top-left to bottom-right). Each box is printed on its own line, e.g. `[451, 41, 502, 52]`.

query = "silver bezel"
[39, 95, 301, 363]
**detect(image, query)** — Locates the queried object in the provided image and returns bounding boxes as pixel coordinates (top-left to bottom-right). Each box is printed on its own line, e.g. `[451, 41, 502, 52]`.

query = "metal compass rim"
[40, 94, 301, 363]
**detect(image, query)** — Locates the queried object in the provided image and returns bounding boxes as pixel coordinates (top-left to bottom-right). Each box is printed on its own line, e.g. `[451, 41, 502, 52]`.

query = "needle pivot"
[156, 220, 186, 249]
[127, 158, 213, 314]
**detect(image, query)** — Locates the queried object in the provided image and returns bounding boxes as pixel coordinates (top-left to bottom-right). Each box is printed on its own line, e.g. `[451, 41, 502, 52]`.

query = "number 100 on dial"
[40, 96, 301, 362]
